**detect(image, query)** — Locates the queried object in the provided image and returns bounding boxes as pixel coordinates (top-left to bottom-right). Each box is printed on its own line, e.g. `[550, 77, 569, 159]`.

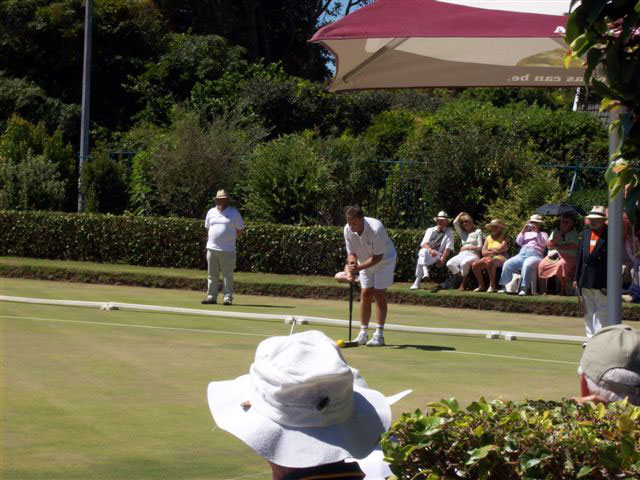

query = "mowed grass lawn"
[0, 278, 604, 480]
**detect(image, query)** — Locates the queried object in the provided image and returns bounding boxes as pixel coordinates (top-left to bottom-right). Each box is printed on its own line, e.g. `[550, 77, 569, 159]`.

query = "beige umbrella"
[312, 0, 624, 322]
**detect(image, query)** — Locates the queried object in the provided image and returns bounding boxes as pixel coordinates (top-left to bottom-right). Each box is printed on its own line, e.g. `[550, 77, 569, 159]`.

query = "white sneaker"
[409, 279, 420, 290]
[367, 334, 385, 347]
[223, 296, 233, 305]
[497, 289, 506, 294]
[518, 290, 527, 296]
[355, 330, 369, 345]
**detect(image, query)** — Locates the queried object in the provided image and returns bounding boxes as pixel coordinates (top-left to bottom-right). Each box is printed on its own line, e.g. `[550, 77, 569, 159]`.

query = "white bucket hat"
[528, 214, 544, 223]
[207, 330, 396, 468]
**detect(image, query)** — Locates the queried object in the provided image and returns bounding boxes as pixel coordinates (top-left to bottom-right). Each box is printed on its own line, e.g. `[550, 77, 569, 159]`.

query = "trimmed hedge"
[382, 397, 640, 479]
[0, 210, 423, 280]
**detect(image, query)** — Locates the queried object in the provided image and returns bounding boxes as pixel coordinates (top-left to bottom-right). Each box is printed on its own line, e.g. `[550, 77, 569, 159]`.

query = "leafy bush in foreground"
[381, 397, 640, 480]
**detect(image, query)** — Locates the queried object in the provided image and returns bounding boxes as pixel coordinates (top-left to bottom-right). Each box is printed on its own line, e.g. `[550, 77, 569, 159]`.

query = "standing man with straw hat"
[202, 189, 244, 306]
[574, 206, 618, 338]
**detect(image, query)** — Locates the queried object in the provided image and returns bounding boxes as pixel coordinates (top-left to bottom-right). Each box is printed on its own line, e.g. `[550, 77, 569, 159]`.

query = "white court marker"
[2, 315, 578, 365]
[222, 472, 268, 480]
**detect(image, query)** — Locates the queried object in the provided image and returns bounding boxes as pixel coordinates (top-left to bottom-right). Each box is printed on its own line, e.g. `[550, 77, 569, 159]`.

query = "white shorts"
[359, 257, 396, 289]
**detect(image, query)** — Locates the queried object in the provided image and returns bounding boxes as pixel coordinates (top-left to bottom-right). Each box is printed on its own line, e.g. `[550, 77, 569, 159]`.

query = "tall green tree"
[0, 0, 168, 133]
[0, 115, 74, 210]
[153, 0, 332, 79]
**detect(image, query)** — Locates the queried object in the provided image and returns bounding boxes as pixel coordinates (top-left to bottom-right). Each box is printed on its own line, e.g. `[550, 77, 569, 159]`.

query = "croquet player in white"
[202, 189, 244, 306]
[344, 206, 397, 347]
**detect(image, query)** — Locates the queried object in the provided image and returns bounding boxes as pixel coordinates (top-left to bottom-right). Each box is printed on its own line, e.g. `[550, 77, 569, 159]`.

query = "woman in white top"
[446, 212, 484, 291]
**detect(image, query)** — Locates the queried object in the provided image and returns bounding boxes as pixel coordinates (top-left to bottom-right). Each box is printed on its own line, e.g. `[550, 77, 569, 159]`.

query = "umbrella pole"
[607, 108, 623, 325]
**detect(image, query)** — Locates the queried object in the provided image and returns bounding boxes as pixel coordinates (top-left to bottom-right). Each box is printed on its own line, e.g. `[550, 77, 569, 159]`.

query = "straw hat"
[215, 189, 230, 199]
[585, 206, 607, 219]
[207, 330, 397, 468]
[433, 211, 450, 222]
[528, 214, 544, 224]
[485, 219, 505, 230]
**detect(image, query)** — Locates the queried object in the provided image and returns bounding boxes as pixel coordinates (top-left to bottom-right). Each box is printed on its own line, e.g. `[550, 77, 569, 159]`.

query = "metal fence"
[361, 159, 607, 229]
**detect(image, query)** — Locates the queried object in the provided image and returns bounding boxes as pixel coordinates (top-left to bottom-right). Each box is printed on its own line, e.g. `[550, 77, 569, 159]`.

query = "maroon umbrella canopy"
[311, 0, 584, 91]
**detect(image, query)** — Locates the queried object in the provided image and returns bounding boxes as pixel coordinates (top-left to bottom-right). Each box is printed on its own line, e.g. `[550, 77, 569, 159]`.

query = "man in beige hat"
[574, 206, 618, 338]
[574, 324, 640, 406]
[410, 211, 454, 290]
[202, 189, 244, 305]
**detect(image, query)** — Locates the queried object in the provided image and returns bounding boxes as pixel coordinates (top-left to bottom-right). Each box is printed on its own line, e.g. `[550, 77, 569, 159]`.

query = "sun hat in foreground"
[207, 330, 394, 468]
[580, 325, 640, 398]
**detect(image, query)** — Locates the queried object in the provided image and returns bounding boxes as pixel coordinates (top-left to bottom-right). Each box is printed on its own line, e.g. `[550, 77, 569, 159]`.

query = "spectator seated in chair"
[410, 211, 454, 291]
[538, 215, 579, 295]
[446, 212, 484, 291]
[498, 214, 547, 296]
[471, 219, 508, 293]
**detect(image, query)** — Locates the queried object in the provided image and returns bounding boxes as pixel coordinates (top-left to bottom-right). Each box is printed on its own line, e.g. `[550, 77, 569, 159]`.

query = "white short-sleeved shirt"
[344, 217, 397, 267]
[420, 226, 455, 253]
[205, 206, 244, 253]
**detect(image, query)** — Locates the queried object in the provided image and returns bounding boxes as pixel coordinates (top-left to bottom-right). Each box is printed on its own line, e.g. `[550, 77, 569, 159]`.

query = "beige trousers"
[206, 249, 236, 300]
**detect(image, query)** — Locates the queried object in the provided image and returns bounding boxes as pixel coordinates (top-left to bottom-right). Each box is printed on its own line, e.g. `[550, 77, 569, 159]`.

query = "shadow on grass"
[390, 344, 456, 351]
[233, 303, 295, 309]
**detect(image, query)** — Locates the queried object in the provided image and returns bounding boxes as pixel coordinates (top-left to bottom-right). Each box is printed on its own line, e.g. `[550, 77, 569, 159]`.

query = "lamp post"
[78, 0, 92, 212]
[607, 108, 624, 324]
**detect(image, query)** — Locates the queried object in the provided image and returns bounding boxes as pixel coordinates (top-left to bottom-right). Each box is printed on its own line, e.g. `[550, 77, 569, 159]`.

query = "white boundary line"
[1, 314, 578, 365]
[0, 315, 274, 338]
[0, 295, 587, 343]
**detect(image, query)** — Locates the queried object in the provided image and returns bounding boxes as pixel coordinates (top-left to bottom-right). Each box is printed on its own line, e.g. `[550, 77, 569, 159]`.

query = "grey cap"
[580, 325, 640, 397]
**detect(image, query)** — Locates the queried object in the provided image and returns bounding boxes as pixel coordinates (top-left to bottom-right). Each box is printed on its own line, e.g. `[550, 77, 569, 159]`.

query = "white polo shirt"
[205, 206, 244, 253]
[344, 217, 397, 266]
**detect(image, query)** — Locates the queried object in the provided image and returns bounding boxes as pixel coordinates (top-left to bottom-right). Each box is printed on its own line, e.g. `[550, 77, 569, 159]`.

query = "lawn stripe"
[443, 350, 577, 365]
[2, 314, 578, 365]
[0, 315, 274, 338]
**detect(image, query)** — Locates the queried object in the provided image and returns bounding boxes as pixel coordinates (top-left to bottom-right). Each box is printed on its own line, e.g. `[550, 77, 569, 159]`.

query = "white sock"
[360, 325, 368, 332]
[375, 325, 384, 335]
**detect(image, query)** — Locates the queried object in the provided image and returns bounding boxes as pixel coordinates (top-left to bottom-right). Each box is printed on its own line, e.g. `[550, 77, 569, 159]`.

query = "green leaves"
[381, 398, 640, 479]
[576, 466, 595, 478]
[564, 0, 640, 199]
[465, 445, 497, 465]
[605, 158, 635, 198]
